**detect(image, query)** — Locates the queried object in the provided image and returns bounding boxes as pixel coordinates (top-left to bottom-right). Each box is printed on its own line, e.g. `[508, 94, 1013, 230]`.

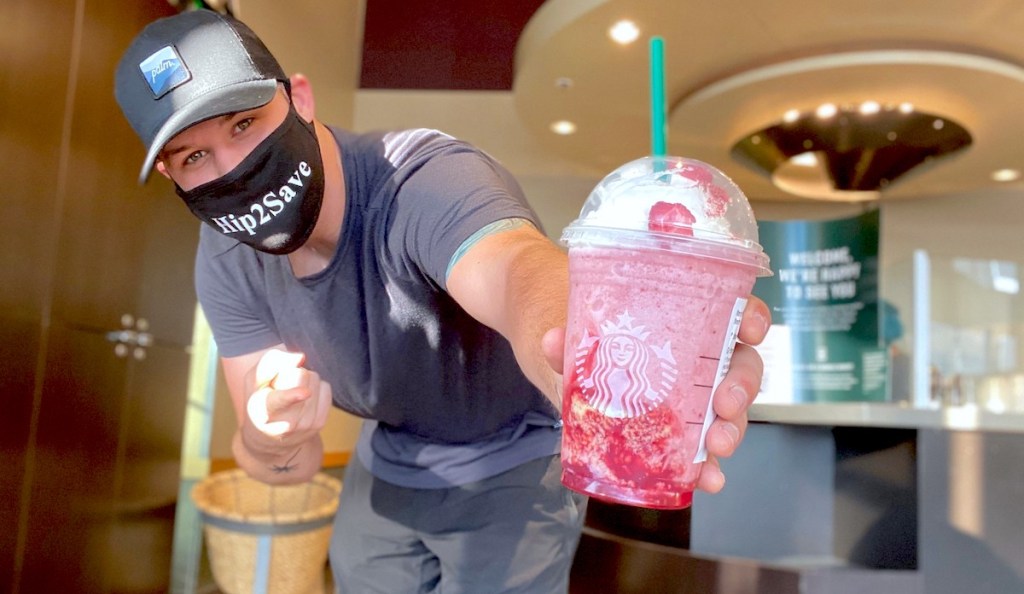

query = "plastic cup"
[559, 156, 772, 509]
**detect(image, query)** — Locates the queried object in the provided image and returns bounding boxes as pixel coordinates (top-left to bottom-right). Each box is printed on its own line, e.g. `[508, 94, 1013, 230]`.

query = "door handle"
[105, 315, 152, 360]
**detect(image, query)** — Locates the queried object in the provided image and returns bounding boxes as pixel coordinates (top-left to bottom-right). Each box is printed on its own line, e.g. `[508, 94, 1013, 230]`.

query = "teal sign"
[754, 209, 886, 402]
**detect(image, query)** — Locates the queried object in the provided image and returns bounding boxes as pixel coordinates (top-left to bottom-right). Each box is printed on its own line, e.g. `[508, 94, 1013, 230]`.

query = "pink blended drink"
[560, 156, 771, 509]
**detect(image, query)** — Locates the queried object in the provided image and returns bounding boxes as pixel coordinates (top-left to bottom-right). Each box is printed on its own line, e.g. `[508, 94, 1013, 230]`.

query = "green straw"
[649, 36, 667, 157]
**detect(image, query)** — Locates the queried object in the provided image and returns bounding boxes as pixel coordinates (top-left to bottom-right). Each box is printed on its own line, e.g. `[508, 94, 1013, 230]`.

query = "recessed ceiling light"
[790, 152, 819, 167]
[783, 109, 800, 123]
[608, 20, 640, 45]
[816, 103, 838, 119]
[859, 101, 881, 115]
[550, 120, 577, 135]
[898, 102, 915, 114]
[992, 168, 1021, 182]
[554, 77, 574, 89]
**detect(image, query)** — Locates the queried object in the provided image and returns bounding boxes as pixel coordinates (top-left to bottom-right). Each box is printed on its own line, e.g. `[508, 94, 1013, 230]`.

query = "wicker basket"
[192, 469, 342, 594]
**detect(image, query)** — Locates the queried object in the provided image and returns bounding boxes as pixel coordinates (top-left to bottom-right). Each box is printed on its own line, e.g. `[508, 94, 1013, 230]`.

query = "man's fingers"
[247, 386, 273, 427]
[255, 349, 305, 386]
[541, 327, 565, 373]
[245, 349, 328, 440]
[696, 455, 725, 494]
[715, 343, 763, 420]
[704, 416, 747, 459]
[260, 420, 292, 437]
[272, 366, 307, 391]
[247, 383, 311, 436]
[266, 386, 312, 416]
[738, 296, 771, 346]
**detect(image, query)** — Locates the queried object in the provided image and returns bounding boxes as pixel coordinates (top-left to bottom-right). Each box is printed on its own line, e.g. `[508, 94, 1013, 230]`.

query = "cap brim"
[137, 79, 280, 184]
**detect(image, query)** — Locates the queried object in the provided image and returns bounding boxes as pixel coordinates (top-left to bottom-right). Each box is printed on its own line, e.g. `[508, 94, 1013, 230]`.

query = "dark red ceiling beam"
[359, 0, 546, 90]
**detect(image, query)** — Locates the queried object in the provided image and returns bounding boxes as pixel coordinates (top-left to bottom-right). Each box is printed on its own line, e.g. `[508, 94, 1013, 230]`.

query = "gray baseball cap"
[115, 10, 287, 183]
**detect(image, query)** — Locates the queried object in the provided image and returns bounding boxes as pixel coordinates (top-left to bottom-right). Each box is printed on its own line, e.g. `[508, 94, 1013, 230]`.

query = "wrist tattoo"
[270, 447, 301, 474]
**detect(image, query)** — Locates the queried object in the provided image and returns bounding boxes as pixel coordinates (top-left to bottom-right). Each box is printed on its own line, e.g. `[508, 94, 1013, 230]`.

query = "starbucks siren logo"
[574, 311, 678, 418]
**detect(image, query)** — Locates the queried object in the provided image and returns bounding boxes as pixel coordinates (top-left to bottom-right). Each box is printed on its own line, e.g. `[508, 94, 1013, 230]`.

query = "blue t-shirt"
[195, 127, 562, 488]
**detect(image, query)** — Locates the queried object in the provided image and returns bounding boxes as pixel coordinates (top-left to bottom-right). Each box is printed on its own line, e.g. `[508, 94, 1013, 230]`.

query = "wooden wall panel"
[0, 0, 78, 587]
[3, 0, 193, 592]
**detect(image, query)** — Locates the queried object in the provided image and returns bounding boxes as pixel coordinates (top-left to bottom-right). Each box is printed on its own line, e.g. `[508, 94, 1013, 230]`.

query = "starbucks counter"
[750, 401, 1024, 434]
[568, 402, 1024, 594]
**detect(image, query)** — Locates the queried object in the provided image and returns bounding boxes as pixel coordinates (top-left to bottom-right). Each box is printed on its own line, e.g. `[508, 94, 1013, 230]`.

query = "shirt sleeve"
[193, 227, 282, 357]
[383, 132, 542, 291]
[444, 217, 535, 281]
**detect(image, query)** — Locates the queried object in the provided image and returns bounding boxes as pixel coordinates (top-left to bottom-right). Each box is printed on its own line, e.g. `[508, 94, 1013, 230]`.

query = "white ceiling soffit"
[513, 0, 1024, 201]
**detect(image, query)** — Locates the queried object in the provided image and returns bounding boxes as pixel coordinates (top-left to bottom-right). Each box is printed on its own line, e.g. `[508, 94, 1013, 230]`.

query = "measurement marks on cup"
[693, 354, 720, 390]
[694, 298, 748, 463]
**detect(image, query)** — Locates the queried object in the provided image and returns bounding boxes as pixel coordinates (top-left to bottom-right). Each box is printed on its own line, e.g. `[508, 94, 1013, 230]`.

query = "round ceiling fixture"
[730, 103, 972, 200]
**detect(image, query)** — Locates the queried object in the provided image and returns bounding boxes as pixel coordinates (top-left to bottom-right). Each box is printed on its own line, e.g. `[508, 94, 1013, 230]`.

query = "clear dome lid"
[561, 156, 772, 276]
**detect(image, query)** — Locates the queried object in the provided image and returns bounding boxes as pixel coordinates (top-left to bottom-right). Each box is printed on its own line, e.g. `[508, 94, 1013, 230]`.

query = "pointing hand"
[246, 349, 331, 440]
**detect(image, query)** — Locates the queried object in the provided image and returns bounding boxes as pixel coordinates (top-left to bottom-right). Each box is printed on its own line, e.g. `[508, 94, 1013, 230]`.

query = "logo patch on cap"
[139, 45, 191, 98]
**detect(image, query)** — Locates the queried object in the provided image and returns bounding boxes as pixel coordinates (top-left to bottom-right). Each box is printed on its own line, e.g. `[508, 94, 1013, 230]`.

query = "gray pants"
[329, 454, 588, 593]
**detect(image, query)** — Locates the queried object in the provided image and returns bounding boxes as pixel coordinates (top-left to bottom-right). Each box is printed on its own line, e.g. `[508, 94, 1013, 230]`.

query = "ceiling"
[351, 0, 1024, 203]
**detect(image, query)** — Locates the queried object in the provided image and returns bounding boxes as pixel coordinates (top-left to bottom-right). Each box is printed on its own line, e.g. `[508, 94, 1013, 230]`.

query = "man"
[115, 10, 770, 593]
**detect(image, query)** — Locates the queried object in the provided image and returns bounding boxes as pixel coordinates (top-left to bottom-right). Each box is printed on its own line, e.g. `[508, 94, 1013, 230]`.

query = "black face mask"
[175, 106, 325, 255]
